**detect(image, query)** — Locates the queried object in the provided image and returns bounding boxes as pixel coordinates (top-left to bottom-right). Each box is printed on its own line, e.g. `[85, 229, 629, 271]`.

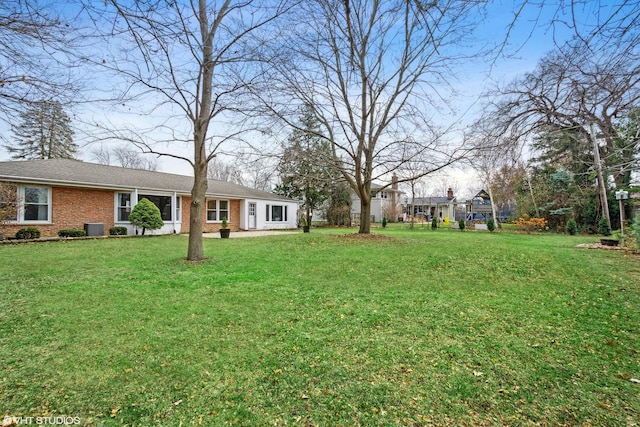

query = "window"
[117, 193, 132, 221]
[0, 185, 50, 223]
[266, 204, 288, 222]
[207, 199, 229, 222]
[117, 193, 179, 222]
[139, 194, 172, 221]
[23, 187, 49, 222]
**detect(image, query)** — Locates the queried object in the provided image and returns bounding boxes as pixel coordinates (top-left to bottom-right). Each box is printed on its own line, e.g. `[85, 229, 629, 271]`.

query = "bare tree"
[241, 155, 277, 192]
[259, 0, 484, 234]
[0, 183, 19, 237]
[92, 145, 157, 171]
[0, 1, 81, 133]
[207, 157, 243, 183]
[481, 32, 640, 229]
[83, 0, 294, 260]
[466, 117, 523, 226]
[396, 156, 432, 230]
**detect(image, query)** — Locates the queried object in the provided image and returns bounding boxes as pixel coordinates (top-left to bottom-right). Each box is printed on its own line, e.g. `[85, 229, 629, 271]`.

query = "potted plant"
[219, 217, 231, 238]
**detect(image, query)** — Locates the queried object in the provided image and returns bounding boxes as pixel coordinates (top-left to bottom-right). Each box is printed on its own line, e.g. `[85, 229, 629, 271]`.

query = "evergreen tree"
[274, 106, 338, 227]
[325, 182, 352, 226]
[8, 100, 77, 159]
[129, 198, 164, 235]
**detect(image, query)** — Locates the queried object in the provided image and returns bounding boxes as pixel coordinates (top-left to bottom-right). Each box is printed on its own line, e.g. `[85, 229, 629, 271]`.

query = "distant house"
[402, 188, 458, 222]
[350, 174, 404, 223]
[465, 189, 514, 222]
[466, 189, 493, 221]
[0, 159, 298, 237]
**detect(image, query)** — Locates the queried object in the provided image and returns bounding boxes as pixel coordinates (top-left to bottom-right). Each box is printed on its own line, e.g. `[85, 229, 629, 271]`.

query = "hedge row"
[9, 226, 129, 240]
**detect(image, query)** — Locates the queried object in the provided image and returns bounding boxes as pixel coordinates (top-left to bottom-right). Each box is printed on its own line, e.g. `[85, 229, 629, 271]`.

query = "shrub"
[16, 227, 40, 240]
[632, 215, 640, 247]
[109, 226, 128, 236]
[129, 198, 164, 235]
[487, 218, 496, 232]
[381, 217, 387, 228]
[58, 229, 86, 238]
[514, 214, 548, 233]
[458, 219, 465, 231]
[566, 219, 578, 235]
[597, 217, 611, 236]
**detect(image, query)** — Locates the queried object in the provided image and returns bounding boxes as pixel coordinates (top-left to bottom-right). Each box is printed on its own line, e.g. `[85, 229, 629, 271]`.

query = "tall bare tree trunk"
[487, 185, 499, 226]
[188, 142, 208, 261]
[590, 123, 610, 229]
[359, 196, 371, 234]
[186, 0, 215, 261]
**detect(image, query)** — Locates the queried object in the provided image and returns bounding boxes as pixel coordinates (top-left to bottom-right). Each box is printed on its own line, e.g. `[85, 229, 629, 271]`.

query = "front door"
[248, 203, 256, 229]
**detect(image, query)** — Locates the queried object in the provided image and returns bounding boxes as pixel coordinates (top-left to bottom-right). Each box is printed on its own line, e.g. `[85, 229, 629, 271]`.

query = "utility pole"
[590, 123, 610, 230]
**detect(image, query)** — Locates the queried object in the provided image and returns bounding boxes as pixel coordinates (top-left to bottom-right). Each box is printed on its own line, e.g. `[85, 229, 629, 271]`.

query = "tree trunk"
[590, 123, 610, 229]
[358, 196, 371, 234]
[487, 185, 499, 227]
[187, 144, 209, 261]
[186, 0, 214, 261]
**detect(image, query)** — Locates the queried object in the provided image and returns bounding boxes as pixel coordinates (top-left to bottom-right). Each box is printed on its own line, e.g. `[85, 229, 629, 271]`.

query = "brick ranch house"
[0, 159, 298, 238]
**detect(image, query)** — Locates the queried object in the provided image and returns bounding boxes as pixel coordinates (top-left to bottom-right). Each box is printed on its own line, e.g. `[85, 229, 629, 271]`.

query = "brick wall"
[1, 186, 115, 238]
[1, 185, 243, 239]
[52, 187, 115, 233]
[182, 198, 241, 233]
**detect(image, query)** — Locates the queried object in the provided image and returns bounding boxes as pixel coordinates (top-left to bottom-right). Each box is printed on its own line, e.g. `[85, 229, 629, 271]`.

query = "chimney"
[392, 173, 398, 190]
[447, 187, 453, 199]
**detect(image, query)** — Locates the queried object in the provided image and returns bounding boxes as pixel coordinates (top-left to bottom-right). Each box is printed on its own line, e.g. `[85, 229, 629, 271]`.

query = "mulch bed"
[334, 233, 401, 242]
[575, 242, 638, 253]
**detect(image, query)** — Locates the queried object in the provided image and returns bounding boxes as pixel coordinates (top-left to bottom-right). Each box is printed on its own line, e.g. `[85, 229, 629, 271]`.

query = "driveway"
[202, 230, 300, 238]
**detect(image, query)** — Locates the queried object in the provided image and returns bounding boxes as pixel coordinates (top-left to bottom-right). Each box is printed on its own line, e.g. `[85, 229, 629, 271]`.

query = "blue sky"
[0, 0, 635, 197]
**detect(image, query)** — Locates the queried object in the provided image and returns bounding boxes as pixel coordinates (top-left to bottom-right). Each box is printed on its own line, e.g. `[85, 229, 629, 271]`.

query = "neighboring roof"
[401, 196, 456, 205]
[0, 159, 294, 202]
[471, 189, 491, 200]
[370, 182, 404, 193]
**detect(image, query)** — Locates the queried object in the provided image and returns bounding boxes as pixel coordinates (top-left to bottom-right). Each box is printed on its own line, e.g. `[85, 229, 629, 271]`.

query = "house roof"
[401, 196, 456, 205]
[370, 182, 404, 194]
[0, 159, 294, 202]
[472, 189, 491, 200]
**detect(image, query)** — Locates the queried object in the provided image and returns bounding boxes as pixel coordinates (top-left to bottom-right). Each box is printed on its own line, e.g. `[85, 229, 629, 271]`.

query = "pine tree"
[8, 100, 77, 159]
[274, 106, 339, 228]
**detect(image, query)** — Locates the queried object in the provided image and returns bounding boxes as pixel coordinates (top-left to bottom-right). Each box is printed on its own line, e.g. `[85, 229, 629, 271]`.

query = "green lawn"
[1, 228, 638, 426]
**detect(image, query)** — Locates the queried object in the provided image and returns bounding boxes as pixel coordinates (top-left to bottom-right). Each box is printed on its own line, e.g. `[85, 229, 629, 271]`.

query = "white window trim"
[206, 199, 230, 223]
[115, 191, 180, 224]
[18, 185, 51, 224]
[138, 192, 175, 222]
[265, 204, 288, 222]
[115, 192, 133, 223]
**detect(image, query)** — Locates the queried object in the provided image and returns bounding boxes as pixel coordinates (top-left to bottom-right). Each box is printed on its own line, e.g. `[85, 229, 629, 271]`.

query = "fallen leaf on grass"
[473, 371, 483, 377]
[630, 378, 640, 384]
